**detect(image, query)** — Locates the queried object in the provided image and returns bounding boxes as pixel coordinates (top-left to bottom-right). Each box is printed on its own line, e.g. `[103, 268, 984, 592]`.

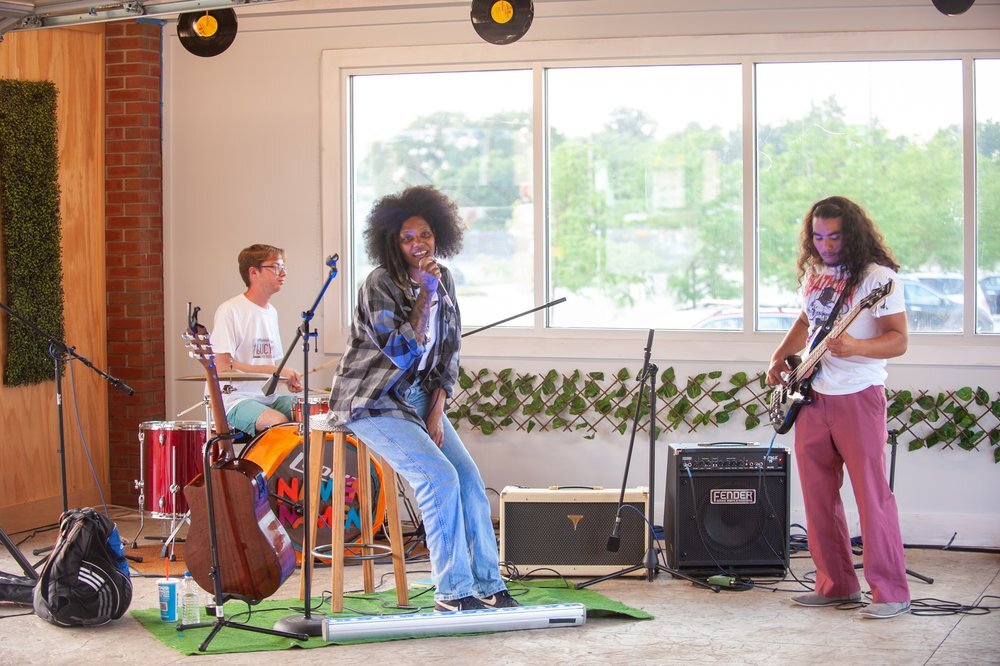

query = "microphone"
[437, 282, 454, 309]
[326, 253, 339, 269]
[111, 377, 135, 396]
[606, 512, 622, 552]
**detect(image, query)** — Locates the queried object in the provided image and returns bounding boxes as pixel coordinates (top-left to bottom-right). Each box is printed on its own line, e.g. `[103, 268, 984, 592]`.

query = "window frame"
[320, 32, 1000, 367]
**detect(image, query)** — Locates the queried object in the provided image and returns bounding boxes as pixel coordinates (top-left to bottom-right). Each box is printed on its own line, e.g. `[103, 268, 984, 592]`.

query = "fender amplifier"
[499, 486, 649, 576]
[664, 443, 790, 576]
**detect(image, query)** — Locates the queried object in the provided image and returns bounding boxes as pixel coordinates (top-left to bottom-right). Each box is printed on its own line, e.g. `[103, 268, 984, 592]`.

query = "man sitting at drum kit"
[209, 243, 303, 437]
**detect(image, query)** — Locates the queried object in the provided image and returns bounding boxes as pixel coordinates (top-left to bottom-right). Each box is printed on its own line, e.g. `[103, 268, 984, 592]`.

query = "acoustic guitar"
[768, 280, 894, 434]
[182, 305, 296, 600]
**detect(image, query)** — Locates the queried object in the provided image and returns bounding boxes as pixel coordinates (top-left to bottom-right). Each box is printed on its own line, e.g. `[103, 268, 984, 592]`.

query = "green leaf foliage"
[0, 80, 64, 386]
[447, 366, 998, 463]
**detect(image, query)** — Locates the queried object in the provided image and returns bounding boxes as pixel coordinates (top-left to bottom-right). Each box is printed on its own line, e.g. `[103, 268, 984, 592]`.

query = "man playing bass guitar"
[765, 196, 910, 620]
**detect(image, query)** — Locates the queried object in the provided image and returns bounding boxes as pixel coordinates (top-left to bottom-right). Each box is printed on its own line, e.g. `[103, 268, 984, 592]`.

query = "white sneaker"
[861, 601, 910, 619]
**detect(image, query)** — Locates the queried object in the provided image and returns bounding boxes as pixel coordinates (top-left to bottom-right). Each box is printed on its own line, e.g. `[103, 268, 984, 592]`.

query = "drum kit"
[131, 367, 377, 561]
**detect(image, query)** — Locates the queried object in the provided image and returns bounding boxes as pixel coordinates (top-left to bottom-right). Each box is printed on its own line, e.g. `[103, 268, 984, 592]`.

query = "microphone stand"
[576, 329, 717, 592]
[0, 299, 134, 524]
[272, 254, 339, 637]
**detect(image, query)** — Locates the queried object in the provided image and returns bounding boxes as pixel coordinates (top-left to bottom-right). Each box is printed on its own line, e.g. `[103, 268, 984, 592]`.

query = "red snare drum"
[293, 396, 329, 423]
[137, 420, 207, 518]
[241, 423, 384, 562]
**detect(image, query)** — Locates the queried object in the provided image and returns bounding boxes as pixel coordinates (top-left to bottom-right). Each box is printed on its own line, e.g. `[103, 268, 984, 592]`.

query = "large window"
[344, 55, 997, 338]
[350, 70, 533, 327]
[757, 60, 969, 333]
[977, 59, 1000, 334]
[547, 65, 742, 329]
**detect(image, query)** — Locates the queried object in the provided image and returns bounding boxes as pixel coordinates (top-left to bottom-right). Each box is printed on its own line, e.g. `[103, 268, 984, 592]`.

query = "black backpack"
[33, 508, 132, 627]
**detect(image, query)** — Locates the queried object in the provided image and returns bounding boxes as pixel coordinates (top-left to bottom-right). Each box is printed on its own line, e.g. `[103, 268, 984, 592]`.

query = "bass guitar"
[768, 280, 894, 434]
[182, 305, 296, 600]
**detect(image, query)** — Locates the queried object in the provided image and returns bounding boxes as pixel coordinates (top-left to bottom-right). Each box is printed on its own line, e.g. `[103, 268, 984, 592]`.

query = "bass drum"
[241, 423, 386, 562]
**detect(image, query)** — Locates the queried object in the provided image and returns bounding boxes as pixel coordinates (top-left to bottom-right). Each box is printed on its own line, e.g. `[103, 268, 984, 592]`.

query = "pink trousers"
[794, 385, 910, 603]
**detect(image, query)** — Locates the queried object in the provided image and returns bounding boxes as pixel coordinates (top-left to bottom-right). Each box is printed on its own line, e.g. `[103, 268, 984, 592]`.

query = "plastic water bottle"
[180, 571, 200, 625]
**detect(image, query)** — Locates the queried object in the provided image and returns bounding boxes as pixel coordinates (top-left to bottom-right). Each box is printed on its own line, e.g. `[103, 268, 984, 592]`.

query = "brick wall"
[105, 21, 165, 507]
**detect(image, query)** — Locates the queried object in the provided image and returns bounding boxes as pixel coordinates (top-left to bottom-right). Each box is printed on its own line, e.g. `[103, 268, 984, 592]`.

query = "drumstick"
[309, 358, 340, 373]
[175, 400, 203, 418]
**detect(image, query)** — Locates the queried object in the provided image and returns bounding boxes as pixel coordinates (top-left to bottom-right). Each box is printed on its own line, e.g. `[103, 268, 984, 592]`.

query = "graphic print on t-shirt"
[804, 269, 851, 338]
[253, 338, 275, 360]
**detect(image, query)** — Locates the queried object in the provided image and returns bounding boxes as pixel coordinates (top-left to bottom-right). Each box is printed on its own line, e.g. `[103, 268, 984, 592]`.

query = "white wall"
[162, 1, 1000, 548]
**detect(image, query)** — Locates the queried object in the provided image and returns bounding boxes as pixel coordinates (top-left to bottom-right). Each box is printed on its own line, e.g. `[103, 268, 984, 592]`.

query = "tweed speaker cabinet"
[664, 443, 790, 576]
[499, 486, 649, 576]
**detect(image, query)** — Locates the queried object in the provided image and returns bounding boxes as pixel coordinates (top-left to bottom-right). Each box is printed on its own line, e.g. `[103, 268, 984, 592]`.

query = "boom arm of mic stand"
[607, 329, 654, 549]
[461, 297, 567, 338]
[262, 255, 339, 397]
[0, 299, 134, 395]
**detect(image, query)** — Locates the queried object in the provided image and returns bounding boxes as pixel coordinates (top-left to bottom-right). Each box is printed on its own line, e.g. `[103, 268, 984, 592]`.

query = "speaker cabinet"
[664, 443, 789, 576]
[500, 486, 649, 576]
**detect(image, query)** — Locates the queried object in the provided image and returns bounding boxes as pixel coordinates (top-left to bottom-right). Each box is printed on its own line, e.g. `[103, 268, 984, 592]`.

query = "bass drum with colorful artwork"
[240, 423, 386, 562]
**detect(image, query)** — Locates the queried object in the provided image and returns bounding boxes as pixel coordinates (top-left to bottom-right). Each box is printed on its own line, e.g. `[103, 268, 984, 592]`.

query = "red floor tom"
[138, 420, 207, 518]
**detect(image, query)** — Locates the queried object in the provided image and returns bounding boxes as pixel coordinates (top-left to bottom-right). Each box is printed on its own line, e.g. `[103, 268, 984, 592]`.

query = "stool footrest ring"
[312, 542, 393, 562]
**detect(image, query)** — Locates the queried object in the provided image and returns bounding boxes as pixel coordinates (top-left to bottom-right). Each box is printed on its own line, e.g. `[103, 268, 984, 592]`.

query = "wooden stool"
[301, 417, 409, 612]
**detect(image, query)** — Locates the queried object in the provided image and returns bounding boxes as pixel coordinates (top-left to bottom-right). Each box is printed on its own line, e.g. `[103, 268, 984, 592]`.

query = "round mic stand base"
[273, 613, 324, 637]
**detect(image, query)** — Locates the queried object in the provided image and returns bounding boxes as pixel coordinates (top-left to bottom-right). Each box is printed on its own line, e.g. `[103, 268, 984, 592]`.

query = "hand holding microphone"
[419, 255, 453, 308]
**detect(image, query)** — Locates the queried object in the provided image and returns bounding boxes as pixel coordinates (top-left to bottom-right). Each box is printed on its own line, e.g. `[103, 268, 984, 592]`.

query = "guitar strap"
[809, 283, 851, 351]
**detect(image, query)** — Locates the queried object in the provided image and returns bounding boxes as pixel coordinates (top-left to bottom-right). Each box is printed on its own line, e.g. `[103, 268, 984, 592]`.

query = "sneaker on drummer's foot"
[791, 591, 862, 607]
[434, 596, 487, 613]
[860, 601, 910, 619]
[480, 590, 520, 608]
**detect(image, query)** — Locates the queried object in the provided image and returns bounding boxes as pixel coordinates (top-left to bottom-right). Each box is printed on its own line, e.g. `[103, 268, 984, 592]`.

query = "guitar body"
[767, 279, 895, 435]
[184, 458, 296, 600]
[181, 304, 296, 602]
[768, 354, 815, 434]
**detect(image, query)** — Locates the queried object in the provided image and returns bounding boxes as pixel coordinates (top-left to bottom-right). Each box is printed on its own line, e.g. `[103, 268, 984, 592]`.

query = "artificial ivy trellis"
[0, 79, 64, 386]
[448, 366, 1000, 464]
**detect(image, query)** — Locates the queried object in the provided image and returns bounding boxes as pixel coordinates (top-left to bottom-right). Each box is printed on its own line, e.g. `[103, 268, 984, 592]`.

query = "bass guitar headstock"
[184, 303, 215, 371]
[182, 302, 233, 461]
[859, 279, 894, 312]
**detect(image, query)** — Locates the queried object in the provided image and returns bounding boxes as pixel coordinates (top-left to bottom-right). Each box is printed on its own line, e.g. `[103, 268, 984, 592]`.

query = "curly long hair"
[797, 196, 898, 291]
[363, 185, 465, 293]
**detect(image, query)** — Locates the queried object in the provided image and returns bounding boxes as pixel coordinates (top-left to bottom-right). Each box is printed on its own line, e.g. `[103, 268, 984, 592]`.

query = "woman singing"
[325, 185, 518, 612]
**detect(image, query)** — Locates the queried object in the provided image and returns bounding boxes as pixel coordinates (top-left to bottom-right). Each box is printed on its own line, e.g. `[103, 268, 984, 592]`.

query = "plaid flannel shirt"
[327, 265, 461, 430]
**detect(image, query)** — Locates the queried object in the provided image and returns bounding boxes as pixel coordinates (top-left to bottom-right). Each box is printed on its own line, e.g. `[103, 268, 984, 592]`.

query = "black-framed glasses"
[258, 263, 287, 275]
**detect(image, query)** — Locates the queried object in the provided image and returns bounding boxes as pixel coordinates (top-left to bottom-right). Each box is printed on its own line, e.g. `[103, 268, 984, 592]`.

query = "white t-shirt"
[801, 263, 905, 396]
[209, 293, 287, 413]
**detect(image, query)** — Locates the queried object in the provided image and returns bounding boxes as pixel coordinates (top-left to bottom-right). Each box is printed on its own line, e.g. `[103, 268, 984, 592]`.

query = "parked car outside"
[693, 308, 800, 331]
[980, 273, 1000, 316]
[900, 272, 994, 332]
[692, 280, 992, 334]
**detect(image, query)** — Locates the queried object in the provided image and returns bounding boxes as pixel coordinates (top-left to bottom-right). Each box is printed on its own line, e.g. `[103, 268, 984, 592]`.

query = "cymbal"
[177, 372, 283, 382]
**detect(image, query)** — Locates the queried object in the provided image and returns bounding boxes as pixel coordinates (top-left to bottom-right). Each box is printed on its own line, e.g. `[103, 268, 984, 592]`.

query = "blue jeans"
[346, 386, 506, 602]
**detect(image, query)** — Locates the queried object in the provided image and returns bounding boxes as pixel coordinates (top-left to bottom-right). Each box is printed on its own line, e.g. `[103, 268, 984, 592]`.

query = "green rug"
[132, 580, 651, 655]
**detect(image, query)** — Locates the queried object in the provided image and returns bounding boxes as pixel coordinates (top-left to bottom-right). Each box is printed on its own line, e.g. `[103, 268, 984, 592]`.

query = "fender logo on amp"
[711, 489, 756, 504]
[566, 514, 584, 530]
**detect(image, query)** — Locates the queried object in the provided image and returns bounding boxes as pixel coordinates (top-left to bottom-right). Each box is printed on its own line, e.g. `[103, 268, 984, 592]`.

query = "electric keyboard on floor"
[321, 603, 587, 642]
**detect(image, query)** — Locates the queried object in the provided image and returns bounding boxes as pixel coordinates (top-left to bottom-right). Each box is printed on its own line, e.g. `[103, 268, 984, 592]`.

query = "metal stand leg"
[853, 429, 934, 584]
